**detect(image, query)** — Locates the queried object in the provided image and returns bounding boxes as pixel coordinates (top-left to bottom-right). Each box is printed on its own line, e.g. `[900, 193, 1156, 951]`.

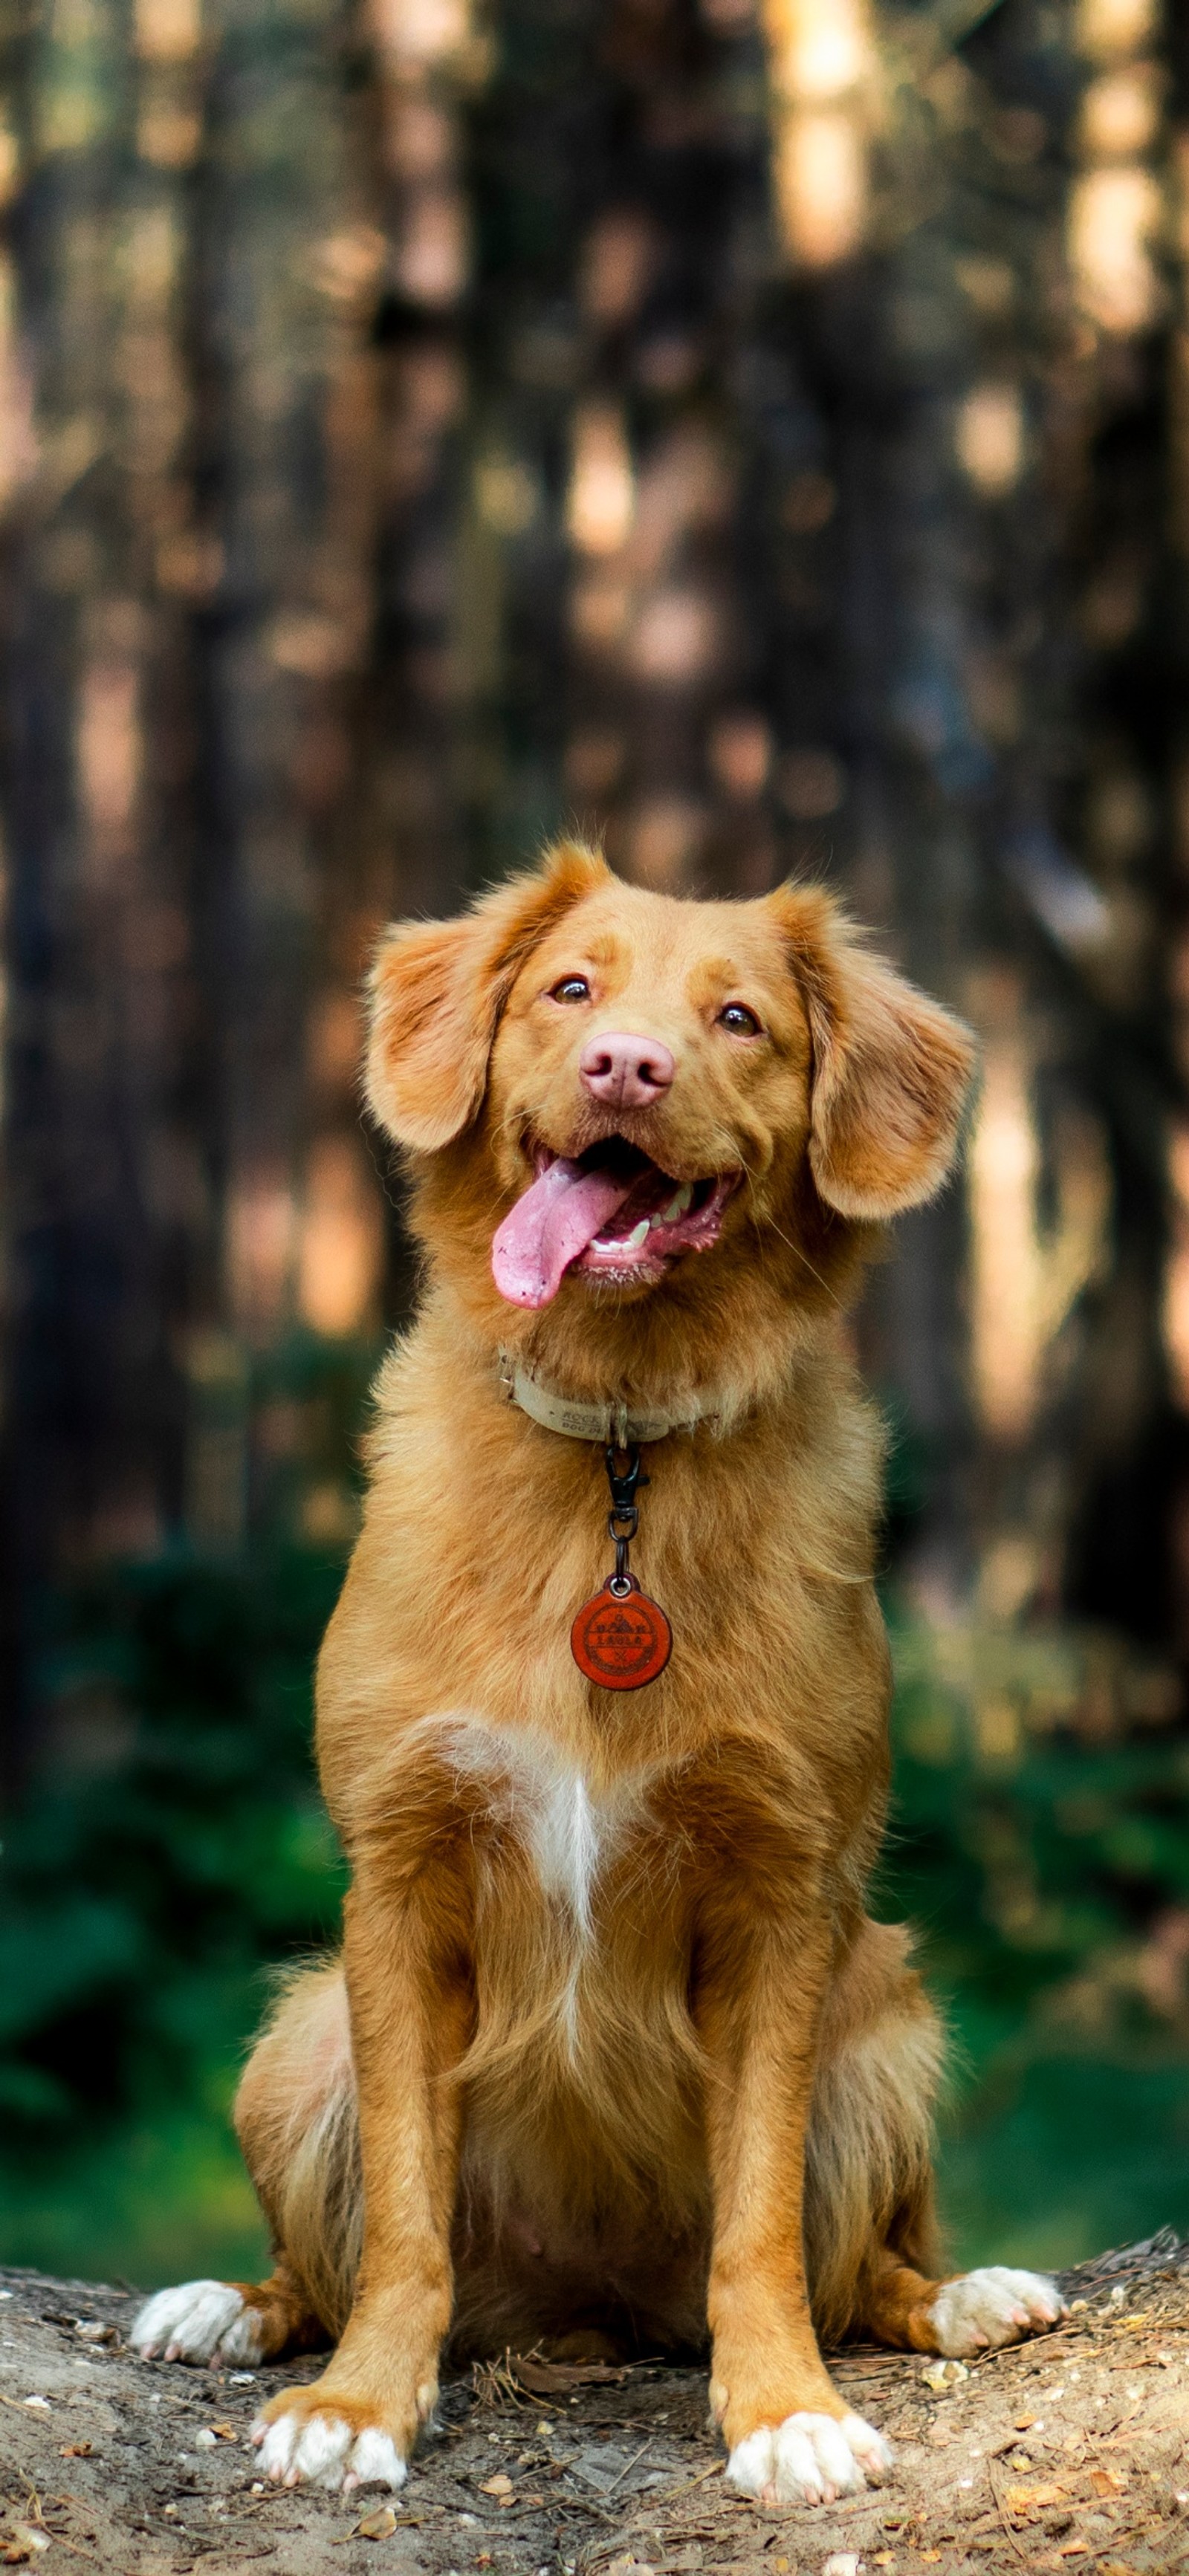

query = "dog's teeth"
[623, 1219, 650, 1250]
[654, 1183, 693, 1227]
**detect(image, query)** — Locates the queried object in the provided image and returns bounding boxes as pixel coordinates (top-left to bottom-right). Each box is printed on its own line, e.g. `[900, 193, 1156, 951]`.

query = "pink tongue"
[492, 1158, 637, 1309]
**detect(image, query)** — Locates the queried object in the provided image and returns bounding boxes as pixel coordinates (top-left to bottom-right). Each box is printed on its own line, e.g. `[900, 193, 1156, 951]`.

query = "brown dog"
[132, 845, 1065, 2506]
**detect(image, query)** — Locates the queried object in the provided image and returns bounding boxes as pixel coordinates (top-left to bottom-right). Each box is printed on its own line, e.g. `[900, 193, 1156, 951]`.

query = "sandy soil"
[3, 2233, 1189, 2574]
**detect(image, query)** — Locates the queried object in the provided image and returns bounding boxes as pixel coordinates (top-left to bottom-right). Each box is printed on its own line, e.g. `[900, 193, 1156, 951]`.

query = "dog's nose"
[579, 1031, 676, 1109]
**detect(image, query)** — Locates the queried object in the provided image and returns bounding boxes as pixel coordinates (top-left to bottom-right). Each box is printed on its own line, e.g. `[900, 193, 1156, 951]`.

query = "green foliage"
[939, 2055, 1189, 2274]
[2, 2106, 270, 2289]
[0, 1326, 371, 2278]
[882, 1621, 1189, 2034]
[0, 1542, 347, 2143]
[879, 1617, 1189, 2265]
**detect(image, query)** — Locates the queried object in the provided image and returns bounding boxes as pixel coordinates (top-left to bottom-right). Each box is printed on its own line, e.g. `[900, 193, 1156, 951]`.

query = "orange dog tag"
[571, 1574, 672, 1690]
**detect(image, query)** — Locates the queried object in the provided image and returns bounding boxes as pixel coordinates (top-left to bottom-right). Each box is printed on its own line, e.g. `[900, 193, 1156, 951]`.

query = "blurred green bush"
[0, 1539, 348, 2282]
[0, 1329, 369, 2284]
[883, 1619, 1189, 2268]
[0, 1543, 348, 2131]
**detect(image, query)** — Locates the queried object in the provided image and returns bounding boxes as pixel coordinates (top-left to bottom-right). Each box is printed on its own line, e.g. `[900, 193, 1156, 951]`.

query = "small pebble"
[921, 2359, 967, 2392]
[194, 2428, 218, 2450]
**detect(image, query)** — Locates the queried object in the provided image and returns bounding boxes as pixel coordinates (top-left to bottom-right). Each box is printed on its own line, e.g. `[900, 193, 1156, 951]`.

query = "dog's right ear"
[365, 842, 611, 1152]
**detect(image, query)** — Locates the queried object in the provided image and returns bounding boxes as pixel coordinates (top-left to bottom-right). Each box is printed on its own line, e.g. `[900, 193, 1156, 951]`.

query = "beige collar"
[498, 1350, 716, 1446]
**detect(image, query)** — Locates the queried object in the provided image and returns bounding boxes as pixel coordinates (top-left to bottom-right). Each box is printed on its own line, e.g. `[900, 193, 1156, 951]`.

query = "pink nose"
[579, 1031, 675, 1109]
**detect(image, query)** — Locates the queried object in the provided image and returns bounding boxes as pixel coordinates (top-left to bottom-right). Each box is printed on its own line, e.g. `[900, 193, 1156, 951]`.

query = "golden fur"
[143, 847, 1062, 2494]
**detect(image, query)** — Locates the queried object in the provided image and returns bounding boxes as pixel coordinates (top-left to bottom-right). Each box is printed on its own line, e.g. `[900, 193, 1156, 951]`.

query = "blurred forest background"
[2, 0, 1189, 2288]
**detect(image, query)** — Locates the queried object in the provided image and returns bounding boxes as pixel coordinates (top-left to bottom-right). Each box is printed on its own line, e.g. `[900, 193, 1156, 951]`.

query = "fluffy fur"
[133, 847, 1066, 2504]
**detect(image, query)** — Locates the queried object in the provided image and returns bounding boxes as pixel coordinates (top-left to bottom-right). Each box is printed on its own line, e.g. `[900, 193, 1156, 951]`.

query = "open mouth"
[491, 1138, 739, 1311]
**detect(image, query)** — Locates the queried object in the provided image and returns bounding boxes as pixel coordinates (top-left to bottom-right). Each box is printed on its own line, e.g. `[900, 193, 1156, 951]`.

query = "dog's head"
[366, 843, 974, 1338]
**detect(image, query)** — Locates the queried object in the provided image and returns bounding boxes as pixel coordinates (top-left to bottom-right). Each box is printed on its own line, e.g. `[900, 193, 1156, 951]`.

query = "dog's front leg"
[699, 1910, 893, 2509]
[251, 1873, 470, 2494]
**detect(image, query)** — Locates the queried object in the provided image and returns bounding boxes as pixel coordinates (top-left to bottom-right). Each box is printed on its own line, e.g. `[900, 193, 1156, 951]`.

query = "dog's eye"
[718, 1002, 761, 1036]
[550, 976, 591, 1003]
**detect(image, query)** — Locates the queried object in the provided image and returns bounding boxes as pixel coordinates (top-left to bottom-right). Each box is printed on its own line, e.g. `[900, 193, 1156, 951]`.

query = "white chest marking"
[419, 1713, 655, 2069]
[531, 1768, 600, 1936]
[423, 1713, 640, 1944]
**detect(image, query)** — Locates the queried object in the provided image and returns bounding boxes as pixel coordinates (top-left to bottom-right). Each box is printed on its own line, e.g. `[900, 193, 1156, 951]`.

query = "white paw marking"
[928, 2266, 1067, 2359]
[215, 2303, 268, 2364]
[725, 2410, 893, 2507]
[250, 2407, 406, 2494]
[130, 2280, 264, 2366]
[346, 2426, 409, 2491]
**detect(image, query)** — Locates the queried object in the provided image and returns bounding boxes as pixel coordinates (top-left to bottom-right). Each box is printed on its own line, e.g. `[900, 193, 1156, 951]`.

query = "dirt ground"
[4, 2233, 1189, 2575]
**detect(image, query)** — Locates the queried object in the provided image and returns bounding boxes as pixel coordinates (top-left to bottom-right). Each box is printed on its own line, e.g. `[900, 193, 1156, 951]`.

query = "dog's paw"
[250, 2407, 406, 2494]
[725, 2410, 893, 2507]
[927, 2266, 1067, 2359]
[131, 2280, 265, 2366]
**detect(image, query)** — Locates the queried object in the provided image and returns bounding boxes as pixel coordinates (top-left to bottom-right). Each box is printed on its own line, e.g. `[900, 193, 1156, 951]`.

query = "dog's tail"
[233, 1958, 362, 2340]
[803, 1918, 946, 2346]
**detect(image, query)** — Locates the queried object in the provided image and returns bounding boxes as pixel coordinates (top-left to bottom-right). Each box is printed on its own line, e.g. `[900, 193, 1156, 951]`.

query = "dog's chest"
[436, 1714, 685, 2069]
[445, 1716, 646, 1930]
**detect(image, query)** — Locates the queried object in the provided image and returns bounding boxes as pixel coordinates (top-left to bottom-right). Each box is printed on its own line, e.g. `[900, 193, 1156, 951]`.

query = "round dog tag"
[571, 1574, 672, 1690]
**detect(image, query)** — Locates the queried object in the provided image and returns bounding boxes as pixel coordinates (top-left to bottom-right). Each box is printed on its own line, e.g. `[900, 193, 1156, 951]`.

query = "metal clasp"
[605, 1444, 647, 1594]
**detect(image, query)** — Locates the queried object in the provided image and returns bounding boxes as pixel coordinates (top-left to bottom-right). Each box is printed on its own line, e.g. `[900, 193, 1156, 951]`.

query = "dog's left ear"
[366, 841, 611, 1152]
[768, 886, 976, 1219]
